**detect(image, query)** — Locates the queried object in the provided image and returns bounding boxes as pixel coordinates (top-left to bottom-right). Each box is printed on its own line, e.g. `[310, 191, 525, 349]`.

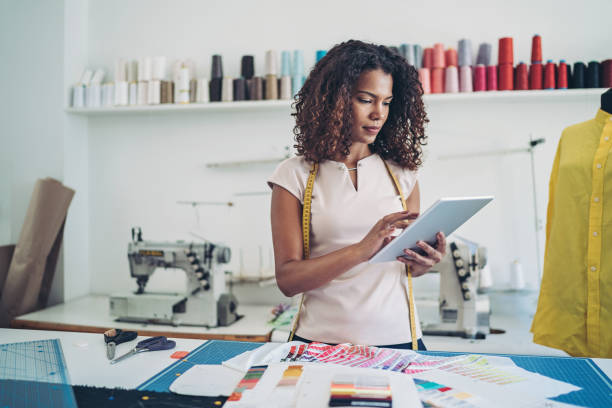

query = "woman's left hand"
[396, 232, 446, 277]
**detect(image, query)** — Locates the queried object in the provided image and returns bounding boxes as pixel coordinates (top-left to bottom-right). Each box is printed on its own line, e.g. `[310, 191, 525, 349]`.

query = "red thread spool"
[544, 60, 556, 89]
[498, 64, 513, 90]
[423, 48, 434, 69]
[433, 43, 445, 68]
[445, 48, 458, 67]
[557, 60, 568, 89]
[531, 35, 542, 63]
[602, 59, 612, 87]
[474, 64, 486, 91]
[514, 63, 528, 90]
[486, 65, 497, 91]
[498, 37, 514, 65]
[431, 68, 445, 93]
[529, 63, 543, 89]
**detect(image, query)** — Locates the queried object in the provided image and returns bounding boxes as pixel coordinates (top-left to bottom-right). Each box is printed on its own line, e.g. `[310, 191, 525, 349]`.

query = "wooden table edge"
[10, 319, 272, 342]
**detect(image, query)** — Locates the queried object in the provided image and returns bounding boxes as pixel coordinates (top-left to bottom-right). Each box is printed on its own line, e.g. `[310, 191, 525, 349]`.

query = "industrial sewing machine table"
[11, 295, 273, 342]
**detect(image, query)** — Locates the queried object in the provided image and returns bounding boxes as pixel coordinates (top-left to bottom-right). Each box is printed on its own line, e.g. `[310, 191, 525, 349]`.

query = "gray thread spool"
[400, 44, 416, 66]
[414, 45, 423, 69]
[458, 39, 473, 67]
[476, 43, 492, 66]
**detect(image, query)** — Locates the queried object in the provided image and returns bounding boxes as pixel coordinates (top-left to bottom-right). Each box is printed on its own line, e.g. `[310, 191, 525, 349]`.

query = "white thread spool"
[86, 84, 101, 108]
[221, 77, 233, 102]
[114, 81, 128, 106]
[147, 80, 161, 104]
[196, 78, 209, 103]
[279, 76, 292, 99]
[265, 50, 278, 75]
[113, 60, 126, 82]
[141, 57, 152, 81]
[137, 81, 148, 105]
[102, 83, 114, 107]
[72, 85, 84, 108]
[176, 65, 190, 104]
[127, 60, 138, 83]
[152, 56, 166, 80]
[128, 82, 138, 105]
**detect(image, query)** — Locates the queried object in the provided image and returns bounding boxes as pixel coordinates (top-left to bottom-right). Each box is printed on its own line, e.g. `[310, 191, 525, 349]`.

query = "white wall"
[2, 0, 610, 304]
[0, 0, 66, 304]
[81, 0, 610, 299]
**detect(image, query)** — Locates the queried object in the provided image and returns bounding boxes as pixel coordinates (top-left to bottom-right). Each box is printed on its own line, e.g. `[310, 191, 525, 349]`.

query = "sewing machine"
[423, 238, 491, 339]
[109, 227, 239, 327]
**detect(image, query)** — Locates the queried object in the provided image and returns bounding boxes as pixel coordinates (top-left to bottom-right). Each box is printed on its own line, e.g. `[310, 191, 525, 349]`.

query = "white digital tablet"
[369, 196, 494, 264]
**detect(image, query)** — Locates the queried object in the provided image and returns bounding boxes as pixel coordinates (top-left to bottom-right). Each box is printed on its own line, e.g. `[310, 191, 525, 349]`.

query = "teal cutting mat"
[138, 340, 262, 392]
[0, 339, 78, 408]
[139, 340, 612, 407]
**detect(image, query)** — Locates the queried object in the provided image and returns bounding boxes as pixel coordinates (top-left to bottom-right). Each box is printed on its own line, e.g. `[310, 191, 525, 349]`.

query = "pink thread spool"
[474, 64, 486, 91]
[459, 66, 473, 92]
[445, 66, 459, 93]
[418, 68, 431, 94]
[433, 43, 445, 68]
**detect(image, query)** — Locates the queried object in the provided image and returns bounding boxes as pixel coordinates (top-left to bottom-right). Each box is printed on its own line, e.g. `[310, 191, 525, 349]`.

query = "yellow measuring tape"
[383, 161, 418, 351]
[288, 163, 318, 341]
[289, 160, 418, 351]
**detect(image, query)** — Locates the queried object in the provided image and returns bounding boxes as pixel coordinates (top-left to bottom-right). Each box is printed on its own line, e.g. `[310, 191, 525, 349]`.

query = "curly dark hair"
[292, 40, 428, 170]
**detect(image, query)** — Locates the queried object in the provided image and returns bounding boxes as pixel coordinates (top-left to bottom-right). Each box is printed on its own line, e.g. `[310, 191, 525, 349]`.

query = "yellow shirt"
[531, 109, 612, 358]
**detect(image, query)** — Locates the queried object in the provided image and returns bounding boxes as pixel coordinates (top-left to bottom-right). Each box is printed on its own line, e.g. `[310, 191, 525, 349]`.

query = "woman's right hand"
[355, 210, 419, 262]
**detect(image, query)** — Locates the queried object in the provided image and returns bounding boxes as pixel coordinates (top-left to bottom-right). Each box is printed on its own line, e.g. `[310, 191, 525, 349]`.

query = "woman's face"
[350, 68, 393, 145]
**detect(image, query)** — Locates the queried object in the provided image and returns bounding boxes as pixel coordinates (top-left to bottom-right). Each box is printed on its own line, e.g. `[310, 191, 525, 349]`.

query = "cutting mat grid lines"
[0, 339, 78, 408]
[423, 350, 612, 407]
[140, 342, 612, 407]
[0, 339, 70, 384]
[138, 340, 263, 392]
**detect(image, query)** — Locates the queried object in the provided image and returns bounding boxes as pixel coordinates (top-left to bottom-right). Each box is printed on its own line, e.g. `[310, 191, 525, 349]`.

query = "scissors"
[110, 336, 176, 365]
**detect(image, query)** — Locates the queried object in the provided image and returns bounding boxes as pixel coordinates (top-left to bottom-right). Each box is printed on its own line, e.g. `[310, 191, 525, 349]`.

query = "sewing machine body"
[110, 229, 239, 327]
[423, 239, 491, 339]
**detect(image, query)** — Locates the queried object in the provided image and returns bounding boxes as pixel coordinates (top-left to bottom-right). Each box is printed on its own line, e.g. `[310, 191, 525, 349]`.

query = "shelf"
[422, 88, 605, 102]
[65, 89, 606, 115]
[65, 99, 291, 115]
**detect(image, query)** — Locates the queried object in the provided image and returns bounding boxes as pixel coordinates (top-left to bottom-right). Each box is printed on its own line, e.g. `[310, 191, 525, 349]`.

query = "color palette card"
[414, 378, 489, 407]
[224, 363, 305, 408]
[227, 365, 268, 402]
[329, 374, 392, 407]
[295, 363, 421, 408]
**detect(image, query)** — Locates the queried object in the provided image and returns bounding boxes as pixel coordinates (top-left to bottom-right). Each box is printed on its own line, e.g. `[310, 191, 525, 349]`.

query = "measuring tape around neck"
[288, 163, 318, 341]
[382, 160, 418, 351]
[289, 160, 418, 351]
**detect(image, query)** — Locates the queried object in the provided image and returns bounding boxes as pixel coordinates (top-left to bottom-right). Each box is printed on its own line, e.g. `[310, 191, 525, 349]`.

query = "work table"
[12, 291, 567, 357]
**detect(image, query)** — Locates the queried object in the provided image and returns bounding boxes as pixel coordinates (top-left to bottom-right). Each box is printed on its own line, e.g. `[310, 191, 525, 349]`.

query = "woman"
[268, 40, 445, 350]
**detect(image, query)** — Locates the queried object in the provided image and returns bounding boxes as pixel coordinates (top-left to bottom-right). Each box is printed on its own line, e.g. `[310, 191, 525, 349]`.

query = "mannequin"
[532, 88, 612, 358]
[602, 88, 612, 113]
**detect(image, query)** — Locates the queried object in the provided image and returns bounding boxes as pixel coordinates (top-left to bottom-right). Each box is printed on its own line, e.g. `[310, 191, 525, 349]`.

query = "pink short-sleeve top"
[268, 153, 422, 345]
